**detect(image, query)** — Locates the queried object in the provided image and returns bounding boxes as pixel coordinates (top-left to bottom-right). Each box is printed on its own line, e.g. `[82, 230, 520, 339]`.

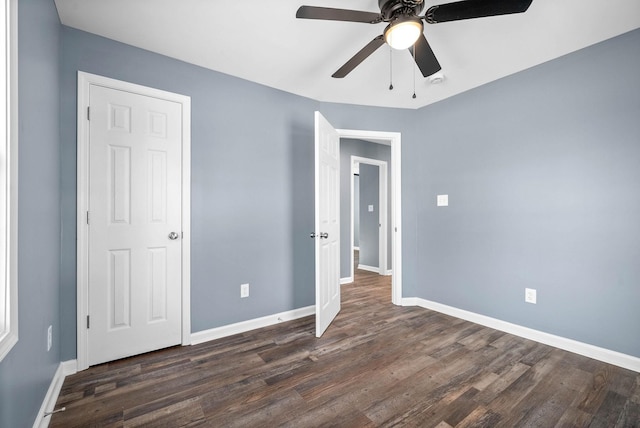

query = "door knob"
[310, 232, 316, 239]
[319, 232, 329, 239]
[168, 232, 180, 240]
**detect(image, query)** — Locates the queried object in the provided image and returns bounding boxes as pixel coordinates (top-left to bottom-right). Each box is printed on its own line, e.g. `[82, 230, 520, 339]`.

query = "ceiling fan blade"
[333, 35, 386, 78]
[425, 0, 533, 24]
[410, 34, 442, 77]
[296, 6, 381, 23]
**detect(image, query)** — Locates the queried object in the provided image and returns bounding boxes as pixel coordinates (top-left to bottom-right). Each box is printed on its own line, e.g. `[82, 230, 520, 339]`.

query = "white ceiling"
[54, 0, 640, 110]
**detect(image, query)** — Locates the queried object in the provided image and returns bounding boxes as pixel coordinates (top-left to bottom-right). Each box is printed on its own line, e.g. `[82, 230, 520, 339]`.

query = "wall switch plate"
[437, 195, 449, 207]
[368, 205, 374, 212]
[525, 288, 537, 304]
[47, 325, 52, 351]
[241, 283, 249, 298]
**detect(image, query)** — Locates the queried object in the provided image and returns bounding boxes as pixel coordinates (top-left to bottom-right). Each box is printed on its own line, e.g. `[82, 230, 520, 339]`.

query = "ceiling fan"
[296, 0, 533, 78]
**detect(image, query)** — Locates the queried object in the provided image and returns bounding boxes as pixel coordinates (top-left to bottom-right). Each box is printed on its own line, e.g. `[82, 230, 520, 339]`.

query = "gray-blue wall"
[411, 28, 640, 356]
[57, 29, 412, 360]
[359, 164, 380, 268]
[58, 25, 639, 357]
[0, 0, 61, 427]
[321, 29, 640, 358]
[58, 26, 320, 356]
[339, 138, 392, 278]
[2, 7, 639, 425]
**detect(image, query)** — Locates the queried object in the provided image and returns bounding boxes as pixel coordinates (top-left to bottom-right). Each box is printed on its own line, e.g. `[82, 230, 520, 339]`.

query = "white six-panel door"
[87, 84, 183, 366]
[314, 112, 341, 337]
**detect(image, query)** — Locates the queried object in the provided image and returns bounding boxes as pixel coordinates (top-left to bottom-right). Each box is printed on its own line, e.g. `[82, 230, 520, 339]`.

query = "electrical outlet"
[525, 288, 537, 304]
[240, 283, 249, 298]
[47, 325, 52, 351]
[437, 194, 449, 207]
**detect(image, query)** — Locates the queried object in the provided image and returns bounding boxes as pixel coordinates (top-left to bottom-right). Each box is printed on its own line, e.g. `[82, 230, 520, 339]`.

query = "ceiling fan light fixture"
[384, 17, 423, 50]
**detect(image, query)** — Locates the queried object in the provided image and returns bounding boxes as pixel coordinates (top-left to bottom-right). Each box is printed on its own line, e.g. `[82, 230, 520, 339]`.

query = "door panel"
[109, 249, 131, 329]
[148, 247, 168, 321]
[88, 85, 182, 366]
[315, 112, 341, 337]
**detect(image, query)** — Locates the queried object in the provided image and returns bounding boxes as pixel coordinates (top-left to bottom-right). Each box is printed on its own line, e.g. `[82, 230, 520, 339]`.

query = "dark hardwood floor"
[52, 264, 640, 427]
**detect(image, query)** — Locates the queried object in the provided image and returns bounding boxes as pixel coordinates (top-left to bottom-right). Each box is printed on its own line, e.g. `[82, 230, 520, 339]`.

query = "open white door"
[314, 112, 341, 337]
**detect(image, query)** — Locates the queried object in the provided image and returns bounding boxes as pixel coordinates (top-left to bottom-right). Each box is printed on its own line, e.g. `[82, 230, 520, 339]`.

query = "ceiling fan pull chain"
[412, 44, 417, 99]
[389, 46, 394, 90]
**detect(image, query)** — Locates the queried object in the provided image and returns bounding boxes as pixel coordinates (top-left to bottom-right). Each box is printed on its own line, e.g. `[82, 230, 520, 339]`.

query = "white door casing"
[314, 112, 341, 338]
[337, 129, 402, 305]
[77, 72, 191, 370]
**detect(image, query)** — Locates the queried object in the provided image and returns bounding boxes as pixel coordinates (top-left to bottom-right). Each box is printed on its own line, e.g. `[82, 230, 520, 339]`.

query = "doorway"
[336, 129, 402, 305]
[313, 113, 403, 337]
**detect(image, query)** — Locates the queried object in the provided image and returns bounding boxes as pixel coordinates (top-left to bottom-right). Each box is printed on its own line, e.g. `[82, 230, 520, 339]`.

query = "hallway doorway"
[334, 128, 402, 305]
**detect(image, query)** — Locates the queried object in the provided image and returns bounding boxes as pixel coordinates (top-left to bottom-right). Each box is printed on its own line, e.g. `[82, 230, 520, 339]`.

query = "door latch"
[310, 232, 329, 239]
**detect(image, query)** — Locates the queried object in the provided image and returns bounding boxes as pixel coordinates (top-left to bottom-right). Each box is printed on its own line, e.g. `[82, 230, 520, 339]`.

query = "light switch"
[368, 205, 374, 212]
[437, 194, 448, 207]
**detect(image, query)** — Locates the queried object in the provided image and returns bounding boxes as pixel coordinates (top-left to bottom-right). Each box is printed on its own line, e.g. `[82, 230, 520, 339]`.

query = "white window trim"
[0, 0, 18, 362]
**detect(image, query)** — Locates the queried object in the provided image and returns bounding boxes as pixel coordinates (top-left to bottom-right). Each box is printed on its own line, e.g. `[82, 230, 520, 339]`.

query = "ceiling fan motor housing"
[379, 0, 425, 20]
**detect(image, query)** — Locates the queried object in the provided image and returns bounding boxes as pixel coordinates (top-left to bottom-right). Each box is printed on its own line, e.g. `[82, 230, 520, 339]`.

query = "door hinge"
[86, 315, 90, 329]
[87, 106, 90, 121]
[86, 211, 90, 225]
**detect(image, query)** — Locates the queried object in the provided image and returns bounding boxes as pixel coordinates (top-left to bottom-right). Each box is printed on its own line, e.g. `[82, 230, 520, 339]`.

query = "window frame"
[0, 0, 18, 362]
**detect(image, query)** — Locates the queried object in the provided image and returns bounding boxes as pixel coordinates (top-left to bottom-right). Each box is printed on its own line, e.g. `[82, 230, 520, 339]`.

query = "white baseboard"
[357, 264, 379, 274]
[340, 277, 353, 285]
[191, 305, 315, 345]
[402, 297, 640, 373]
[353, 246, 360, 251]
[33, 360, 77, 428]
[384, 269, 393, 276]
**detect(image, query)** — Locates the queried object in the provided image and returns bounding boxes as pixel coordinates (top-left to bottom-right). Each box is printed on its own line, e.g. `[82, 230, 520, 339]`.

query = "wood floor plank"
[555, 406, 594, 428]
[589, 390, 631, 428]
[471, 362, 531, 405]
[123, 397, 204, 428]
[614, 399, 640, 427]
[455, 406, 502, 428]
[51, 261, 640, 427]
